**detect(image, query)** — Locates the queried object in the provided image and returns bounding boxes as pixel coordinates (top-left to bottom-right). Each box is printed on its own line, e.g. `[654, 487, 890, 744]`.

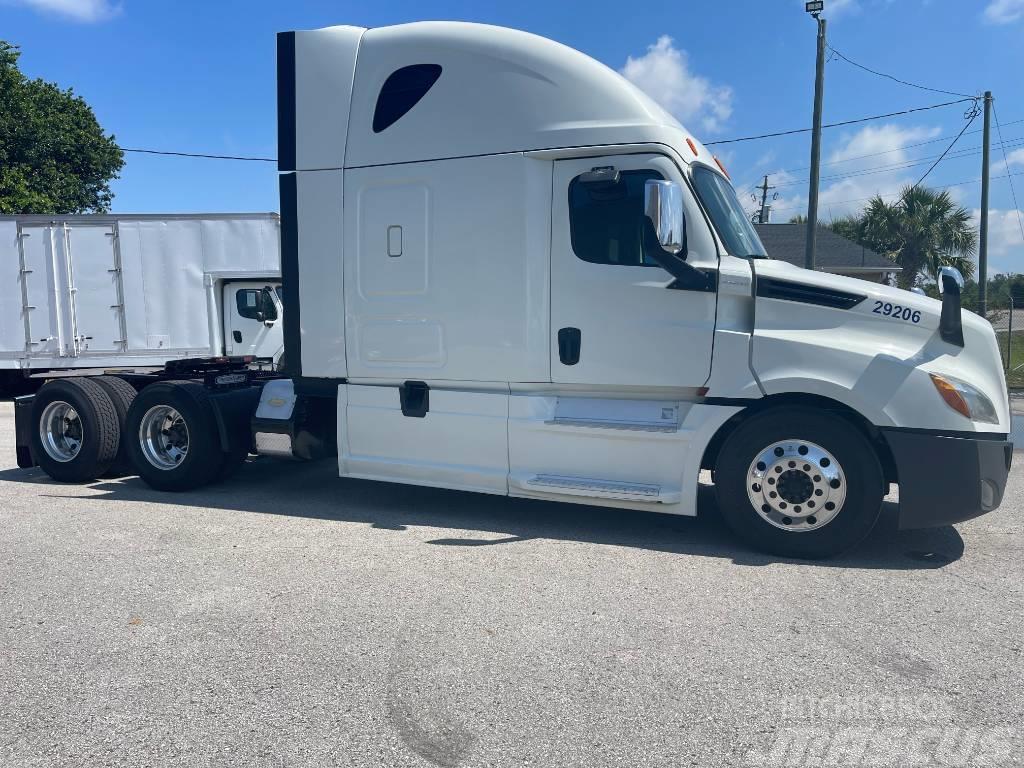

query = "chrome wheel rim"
[39, 401, 83, 463]
[139, 405, 189, 470]
[747, 439, 846, 532]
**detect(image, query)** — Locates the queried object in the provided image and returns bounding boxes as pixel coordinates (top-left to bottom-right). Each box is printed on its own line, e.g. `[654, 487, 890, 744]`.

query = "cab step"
[515, 473, 682, 503]
[546, 417, 679, 433]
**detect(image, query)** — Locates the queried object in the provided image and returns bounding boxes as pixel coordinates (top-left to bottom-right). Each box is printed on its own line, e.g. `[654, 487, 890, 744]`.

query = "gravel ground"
[0, 401, 1021, 768]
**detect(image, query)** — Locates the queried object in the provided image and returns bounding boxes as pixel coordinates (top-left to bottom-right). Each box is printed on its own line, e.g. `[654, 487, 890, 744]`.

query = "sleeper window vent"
[373, 64, 443, 133]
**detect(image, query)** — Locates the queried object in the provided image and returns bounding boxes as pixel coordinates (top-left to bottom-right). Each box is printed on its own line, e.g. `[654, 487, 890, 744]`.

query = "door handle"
[233, 331, 242, 344]
[558, 327, 581, 366]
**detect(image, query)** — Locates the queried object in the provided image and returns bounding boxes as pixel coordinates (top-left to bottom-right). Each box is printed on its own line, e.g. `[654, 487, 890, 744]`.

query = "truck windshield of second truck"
[692, 165, 769, 259]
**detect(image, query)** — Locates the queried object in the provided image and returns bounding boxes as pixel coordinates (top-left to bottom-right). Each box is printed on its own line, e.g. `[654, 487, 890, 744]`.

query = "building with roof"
[754, 224, 901, 284]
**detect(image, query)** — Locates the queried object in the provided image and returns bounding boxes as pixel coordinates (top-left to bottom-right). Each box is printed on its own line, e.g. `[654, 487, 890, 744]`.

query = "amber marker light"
[930, 373, 971, 419]
[713, 156, 731, 179]
[686, 138, 699, 156]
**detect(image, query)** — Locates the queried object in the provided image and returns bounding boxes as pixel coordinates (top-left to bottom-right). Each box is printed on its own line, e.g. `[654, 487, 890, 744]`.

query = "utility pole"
[979, 91, 992, 319]
[804, 1, 827, 270]
[757, 175, 777, 224]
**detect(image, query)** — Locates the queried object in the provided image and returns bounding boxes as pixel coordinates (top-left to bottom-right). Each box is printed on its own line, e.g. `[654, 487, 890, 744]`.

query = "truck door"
[65, 223, 126, 354]
[223, 282, 284, 361]
[550, 154, 717, 388]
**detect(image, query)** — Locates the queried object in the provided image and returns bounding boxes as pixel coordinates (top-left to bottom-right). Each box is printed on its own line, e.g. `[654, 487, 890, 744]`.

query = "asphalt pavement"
[0, 401, 1021, 767]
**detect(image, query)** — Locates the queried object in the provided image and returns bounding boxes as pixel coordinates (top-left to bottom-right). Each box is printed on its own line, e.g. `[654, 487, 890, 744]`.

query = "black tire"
[92, 376, 138, 477]
[30, 378, 120, 482]
[714, 407, 883, 559]
[124, 381, 225, 492]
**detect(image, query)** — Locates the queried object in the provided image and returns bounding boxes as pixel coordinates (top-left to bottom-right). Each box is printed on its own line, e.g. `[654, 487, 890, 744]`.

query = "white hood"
[748, 260, 1010, 434]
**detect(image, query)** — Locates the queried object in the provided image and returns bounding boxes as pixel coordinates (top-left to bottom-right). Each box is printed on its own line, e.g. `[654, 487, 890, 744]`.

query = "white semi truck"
[0, 213, 285, 395]
[13, 23, 1012, 558]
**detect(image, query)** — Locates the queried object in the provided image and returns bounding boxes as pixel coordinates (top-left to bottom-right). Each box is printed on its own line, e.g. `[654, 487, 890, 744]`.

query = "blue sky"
[2, 0, 1023, 273]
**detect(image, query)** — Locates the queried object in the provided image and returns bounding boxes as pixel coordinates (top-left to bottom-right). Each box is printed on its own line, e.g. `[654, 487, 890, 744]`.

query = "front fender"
[750, 262, 1009, 434]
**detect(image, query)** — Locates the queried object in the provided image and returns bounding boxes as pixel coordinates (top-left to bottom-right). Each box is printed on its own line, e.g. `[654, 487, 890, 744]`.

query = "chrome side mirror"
[938, 266, 964, 295]
[644, 180, 685, 256]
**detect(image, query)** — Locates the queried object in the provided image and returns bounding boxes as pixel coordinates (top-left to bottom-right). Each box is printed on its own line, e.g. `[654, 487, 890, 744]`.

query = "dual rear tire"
[31, 378, 121, 483]
[31, 377, 254, 491]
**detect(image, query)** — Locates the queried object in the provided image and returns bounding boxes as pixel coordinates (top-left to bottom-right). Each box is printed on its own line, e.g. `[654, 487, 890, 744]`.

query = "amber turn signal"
[929, 373, 971, 419]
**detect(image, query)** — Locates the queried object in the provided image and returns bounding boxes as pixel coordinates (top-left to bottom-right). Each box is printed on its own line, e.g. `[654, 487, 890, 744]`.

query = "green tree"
[0, 41, 123, 214]
[842, 187, 976, 290]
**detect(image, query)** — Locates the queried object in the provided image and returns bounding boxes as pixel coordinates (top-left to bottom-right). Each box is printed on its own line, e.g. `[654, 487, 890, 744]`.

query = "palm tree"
[856, 186, 977, 290]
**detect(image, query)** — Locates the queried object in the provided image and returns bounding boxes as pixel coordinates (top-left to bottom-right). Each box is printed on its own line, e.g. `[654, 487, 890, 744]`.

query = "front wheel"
[714, 407, 884, 559]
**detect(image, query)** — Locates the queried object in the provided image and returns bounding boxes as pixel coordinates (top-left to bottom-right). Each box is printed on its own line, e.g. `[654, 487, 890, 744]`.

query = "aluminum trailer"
[0, 213, 284, 394]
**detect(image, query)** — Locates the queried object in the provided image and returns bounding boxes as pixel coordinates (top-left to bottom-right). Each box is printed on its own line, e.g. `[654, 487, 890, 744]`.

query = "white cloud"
[825, 124, 940, 166]
[813, 124, 941, 219]
[735, 124, 945, 223]
[1005, 148, 1024, 169]
[620, 36, 734, 134]
[6, 0, 120, 22]
[983, 0, 1024, 23]
[974, 209, 1024, 274]
[976, 210, 1024, 256]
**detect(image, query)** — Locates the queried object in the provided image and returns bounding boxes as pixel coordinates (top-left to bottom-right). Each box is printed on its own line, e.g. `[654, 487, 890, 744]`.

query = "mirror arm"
[641, 219, 713, 291]
[939, 273, 965, 347]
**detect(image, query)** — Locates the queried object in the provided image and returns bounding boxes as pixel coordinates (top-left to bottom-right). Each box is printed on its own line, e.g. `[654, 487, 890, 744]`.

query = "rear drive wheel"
[714, 407, 883, 559]
[30, 378, 119, 482]
[124, 381, 225, 491]
[92, 376, 138, 477]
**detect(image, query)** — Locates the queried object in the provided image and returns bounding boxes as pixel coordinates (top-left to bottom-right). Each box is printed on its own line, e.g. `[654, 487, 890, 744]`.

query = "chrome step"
[521, 474, 680, 503]
[546, 417, 679, 433]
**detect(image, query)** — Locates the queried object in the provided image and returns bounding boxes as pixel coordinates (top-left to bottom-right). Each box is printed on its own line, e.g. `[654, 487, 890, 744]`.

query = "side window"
[373, 64, 443, 133]
[235, 289, 262, 320]
[568, 169, 663, 266]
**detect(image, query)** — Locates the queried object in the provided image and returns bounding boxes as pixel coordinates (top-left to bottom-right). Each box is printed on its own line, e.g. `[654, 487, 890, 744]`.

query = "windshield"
[691, 165, 768, 258]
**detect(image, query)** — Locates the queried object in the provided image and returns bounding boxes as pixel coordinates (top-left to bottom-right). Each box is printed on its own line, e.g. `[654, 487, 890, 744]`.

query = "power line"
[704, 97, 977, 146]
[825, 43, 976, 99]
[113, 106, 1018, 167]
[911, 104, 981, 188]
[993, 101, 1024, 245]
[771, 137, 1024, 189]
[119, 147, 276, 162]
[769, 170, 1024, 215]
[778, 121, 1024, 175]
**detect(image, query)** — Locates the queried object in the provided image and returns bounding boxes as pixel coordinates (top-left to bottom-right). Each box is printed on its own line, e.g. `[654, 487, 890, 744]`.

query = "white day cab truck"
[0, 212, 285, 397]
[12, 23, 1012, 558]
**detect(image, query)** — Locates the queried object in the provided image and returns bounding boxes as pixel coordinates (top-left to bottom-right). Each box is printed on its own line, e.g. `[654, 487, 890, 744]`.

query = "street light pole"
[804, 3, 827, 270]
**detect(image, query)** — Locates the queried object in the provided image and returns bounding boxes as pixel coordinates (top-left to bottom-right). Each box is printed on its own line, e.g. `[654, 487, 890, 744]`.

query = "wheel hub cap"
[747, 440, 846, 532]
[139, 405, 190, 471]
[39, 401, 83, 463]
